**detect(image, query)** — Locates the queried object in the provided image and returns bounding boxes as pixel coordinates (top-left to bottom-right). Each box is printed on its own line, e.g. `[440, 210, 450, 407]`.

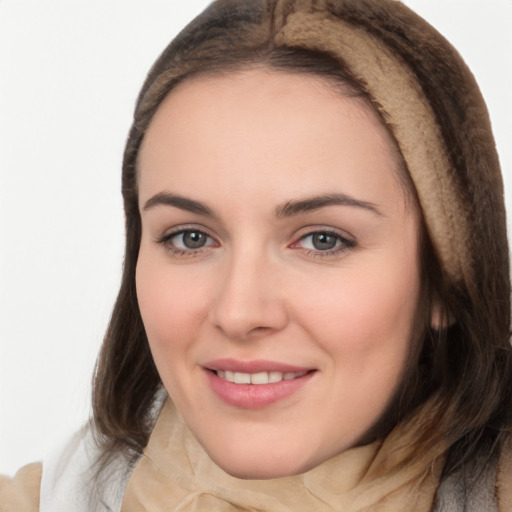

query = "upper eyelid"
[289, 226, 357, 254]
[156, 228, 218, 257]
[294, 233, 354, 248]
[156, 224, 217, 241]
[292, 225, 355, 242]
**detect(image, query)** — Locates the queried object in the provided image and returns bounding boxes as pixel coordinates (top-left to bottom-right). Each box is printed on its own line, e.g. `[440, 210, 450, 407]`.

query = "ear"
[430, 296, 455, 329]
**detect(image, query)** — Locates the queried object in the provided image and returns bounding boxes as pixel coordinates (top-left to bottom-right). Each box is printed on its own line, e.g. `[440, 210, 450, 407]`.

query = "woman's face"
[136, 69, 422, 479]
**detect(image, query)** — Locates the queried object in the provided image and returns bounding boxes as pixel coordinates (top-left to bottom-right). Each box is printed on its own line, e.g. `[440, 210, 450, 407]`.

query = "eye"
[172, 230, 212, 249]
[301, 232, 340, 251]
[291, 229, 355, 256]
[157, 228, 218, 256]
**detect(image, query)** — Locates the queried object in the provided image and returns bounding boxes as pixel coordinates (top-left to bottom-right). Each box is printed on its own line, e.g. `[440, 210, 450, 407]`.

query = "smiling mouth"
[203, 359, 316, 408]
[214, 369, 310, 385]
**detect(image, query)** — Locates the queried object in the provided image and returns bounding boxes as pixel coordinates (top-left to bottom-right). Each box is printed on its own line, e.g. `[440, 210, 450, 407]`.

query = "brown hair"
[92, 0, 512, 483]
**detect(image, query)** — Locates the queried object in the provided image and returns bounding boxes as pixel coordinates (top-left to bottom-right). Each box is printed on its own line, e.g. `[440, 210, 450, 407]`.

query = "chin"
[210, 450, 317, 480]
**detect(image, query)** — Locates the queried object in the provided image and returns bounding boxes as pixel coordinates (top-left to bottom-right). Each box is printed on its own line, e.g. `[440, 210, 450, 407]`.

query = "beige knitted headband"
[275, 9, 469, 286]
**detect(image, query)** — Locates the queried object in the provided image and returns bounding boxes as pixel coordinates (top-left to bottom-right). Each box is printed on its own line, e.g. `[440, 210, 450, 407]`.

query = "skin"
[136, 69, 422, 479]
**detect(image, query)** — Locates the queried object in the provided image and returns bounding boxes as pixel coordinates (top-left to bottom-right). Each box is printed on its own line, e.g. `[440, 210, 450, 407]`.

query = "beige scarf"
[122, 399, 444, 512]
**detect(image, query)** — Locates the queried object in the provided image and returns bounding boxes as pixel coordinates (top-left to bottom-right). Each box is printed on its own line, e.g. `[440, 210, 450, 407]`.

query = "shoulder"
[39, 423, 135, 512]
[432, 435, 512, 512]
[0, 424, 136, 512]
[0, 462, 42, 512]
[497, 434, 512, 512]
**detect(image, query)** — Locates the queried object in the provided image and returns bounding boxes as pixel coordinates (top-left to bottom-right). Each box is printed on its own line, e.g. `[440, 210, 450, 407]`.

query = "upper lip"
[203, 358, 313, 374]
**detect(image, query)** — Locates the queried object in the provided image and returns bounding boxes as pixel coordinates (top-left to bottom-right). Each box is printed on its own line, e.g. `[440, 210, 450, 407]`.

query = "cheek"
[135, 250, 211, 353]
[294, 260, 420, 369]
[135, 251, 217, 405]
[298, 264, 420, 434]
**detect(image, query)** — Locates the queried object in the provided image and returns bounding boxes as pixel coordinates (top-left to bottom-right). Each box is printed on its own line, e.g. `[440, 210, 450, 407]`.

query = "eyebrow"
[275, 193, 382, 218]
[143, 192, 215, 216]
[142, 191, 381, 218]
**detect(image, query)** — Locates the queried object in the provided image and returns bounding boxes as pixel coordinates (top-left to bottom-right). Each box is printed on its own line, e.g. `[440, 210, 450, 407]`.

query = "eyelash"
[290, 230, 356, 258]
[156, 227, 356, 259]
[156, 227, 218, 258]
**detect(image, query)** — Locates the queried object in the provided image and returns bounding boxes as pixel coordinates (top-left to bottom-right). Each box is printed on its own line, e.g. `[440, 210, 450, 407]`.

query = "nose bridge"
[211, 243, 287, 339]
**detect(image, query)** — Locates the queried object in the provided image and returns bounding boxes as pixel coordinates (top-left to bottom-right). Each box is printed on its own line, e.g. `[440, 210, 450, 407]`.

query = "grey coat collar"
[432, 454, 499, 512]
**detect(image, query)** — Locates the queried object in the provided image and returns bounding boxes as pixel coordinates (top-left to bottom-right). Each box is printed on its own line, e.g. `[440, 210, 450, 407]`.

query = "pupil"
[312, 233, 337, 250]
[183, 231, 206, 249]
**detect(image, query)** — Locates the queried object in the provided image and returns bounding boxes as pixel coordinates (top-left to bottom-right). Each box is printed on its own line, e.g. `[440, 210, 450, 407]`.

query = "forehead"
[137, 69, 410, 214]
[142, 69, 387, 147]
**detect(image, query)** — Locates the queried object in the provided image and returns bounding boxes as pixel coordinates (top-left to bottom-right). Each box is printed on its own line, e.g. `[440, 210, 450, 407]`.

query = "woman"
[2, 0, 511, 510]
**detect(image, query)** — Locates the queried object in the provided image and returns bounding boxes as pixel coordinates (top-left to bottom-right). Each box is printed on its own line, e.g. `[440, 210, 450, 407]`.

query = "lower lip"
[205, 370, 315, 409]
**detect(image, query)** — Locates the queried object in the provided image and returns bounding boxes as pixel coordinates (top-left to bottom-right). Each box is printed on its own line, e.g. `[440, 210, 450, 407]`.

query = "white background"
[1, 1, 511, 475]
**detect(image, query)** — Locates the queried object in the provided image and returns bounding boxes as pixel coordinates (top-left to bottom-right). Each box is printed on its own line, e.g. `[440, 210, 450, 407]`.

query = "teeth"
[234, 372, 251, 384]
[269, 371, 283, 383]
[216, 370, 307, 384]
[251, 372, 269, 384]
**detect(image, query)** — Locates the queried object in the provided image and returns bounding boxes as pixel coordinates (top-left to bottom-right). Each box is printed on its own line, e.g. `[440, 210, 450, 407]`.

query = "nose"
[210, 248, 288, 341]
